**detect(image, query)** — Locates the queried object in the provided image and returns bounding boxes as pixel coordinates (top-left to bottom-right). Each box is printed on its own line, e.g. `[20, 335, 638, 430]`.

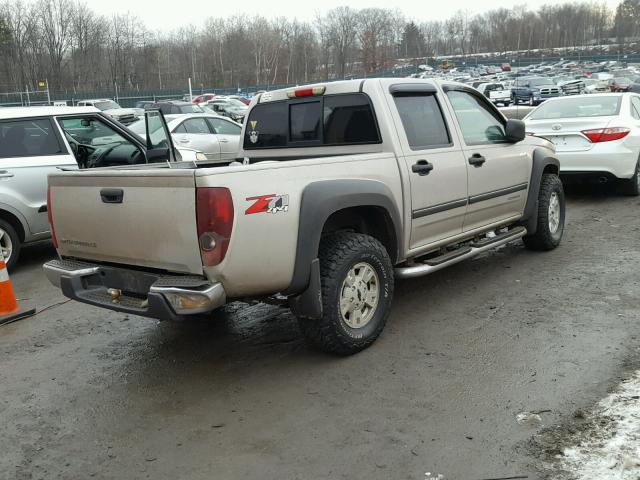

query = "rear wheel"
[0, 219, 20, 270]
[619, 160, 640, 196]
[523, 174, 565, 251]
[296, 232, 394, 355]
[528, 95, 535, 106]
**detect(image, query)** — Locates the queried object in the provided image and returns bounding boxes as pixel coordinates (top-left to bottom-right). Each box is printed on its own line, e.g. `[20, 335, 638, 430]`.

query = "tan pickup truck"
[44, 78, 565, 355]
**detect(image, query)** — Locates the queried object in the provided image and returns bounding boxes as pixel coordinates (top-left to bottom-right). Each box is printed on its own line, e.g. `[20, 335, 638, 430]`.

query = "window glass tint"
[243, 93, 379, 149]
[173, 123, 188, 134]
[0, 118, 62, 158]
[290, 101, 321, 142]
[393, 94, 450, 149]
[529, 96, 622, 120]
[632, 97, 640, 120]
[183, 118, 210, 134]
[208, 118, 241, 135]
[244, 101, 287, 148]
[446, 90, 506, 144]
[324, 94, 379, 144]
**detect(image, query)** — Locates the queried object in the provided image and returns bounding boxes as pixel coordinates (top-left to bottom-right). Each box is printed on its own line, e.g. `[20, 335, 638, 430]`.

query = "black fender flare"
[519, 148, 560, 235]
[285, 179, 402, 318]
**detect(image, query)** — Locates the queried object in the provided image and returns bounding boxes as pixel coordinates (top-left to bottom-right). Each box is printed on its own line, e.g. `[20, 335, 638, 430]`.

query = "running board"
[395, 227, 527, 279]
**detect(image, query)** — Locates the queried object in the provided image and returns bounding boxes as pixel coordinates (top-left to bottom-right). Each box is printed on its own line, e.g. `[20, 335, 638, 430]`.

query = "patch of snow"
[557, 371, 640, 479]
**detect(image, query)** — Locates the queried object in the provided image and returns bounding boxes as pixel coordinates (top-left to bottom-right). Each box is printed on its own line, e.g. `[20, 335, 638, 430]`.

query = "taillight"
[46, 187, 58, 249]
[196, 187, 234, 266]
[286, 86, 326, 98]
[581, 127, 630, 143]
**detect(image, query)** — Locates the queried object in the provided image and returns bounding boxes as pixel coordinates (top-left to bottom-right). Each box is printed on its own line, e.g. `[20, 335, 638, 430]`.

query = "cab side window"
[446, 90, 506, 145]
[393, 93, 451, 150]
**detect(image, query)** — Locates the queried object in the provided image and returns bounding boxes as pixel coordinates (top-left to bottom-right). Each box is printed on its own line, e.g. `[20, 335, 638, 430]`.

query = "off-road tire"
[619, 161, 640, 196]
[0, 218, 20, 270]
[297, 233, 394, 355]
[523, 174, 565, 251]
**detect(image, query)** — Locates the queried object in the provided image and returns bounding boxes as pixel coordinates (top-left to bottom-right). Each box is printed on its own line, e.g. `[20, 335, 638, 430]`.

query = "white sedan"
[524, 93, 640, 195]
[130, 113, 241, 162]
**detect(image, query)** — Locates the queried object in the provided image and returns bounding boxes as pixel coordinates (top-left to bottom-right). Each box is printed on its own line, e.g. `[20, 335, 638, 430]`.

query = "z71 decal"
[245, 194, 290, 215]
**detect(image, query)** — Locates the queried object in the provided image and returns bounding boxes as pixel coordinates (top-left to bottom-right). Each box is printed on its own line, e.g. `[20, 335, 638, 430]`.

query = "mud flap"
[289, 259, 323, 320]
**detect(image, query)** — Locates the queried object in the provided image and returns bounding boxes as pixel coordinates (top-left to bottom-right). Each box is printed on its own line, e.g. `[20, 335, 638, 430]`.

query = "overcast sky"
[91, 0, 623, 30]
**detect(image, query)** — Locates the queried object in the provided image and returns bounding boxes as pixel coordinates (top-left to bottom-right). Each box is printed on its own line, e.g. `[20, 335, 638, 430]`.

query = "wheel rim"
[548, 192, 561, 234]
[339, 262, 380, 329]
[0, 226, 12, 264]
[529, 96, 534, 106]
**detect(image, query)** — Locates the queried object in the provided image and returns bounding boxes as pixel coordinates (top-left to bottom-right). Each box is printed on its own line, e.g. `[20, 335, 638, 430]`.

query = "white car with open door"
[524, 93, 640, 195]
[130, 113, 241, 162]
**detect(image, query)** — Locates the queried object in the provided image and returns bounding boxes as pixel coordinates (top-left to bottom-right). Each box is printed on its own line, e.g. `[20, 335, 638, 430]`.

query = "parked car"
[558, 79, 586, 96]
[76, 99, 139, 125]
[511, 77, 562, 106]
[145, 100, 205, 115]
[135, 101, 155, 109]
[204, 98, 248, 122]
[609, 77, 632, 92]
[476, 82, 511, 106]
[227, 95, 251, 105]
[192, 93, 217, 104]
[524, 93, 640, 194]
[129, 113, 241, 162]
[583, 79, 610, 94]
[0, 106, 180, 268]
[44, 78, 564, 355]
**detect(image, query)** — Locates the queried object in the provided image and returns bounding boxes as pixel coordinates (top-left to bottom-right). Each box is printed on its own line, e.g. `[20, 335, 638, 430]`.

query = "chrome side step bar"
[395, 227, 527, 279]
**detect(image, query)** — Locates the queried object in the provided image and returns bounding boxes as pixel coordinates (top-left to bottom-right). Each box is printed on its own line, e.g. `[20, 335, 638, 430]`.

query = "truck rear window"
[244, 93, 380, 149]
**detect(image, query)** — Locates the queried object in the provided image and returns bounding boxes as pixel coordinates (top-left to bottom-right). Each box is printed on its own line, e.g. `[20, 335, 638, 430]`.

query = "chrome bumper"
[43, 259, 226, 321]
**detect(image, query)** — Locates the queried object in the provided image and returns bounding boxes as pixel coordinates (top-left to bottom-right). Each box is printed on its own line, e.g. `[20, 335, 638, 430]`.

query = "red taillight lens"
[46, 187, 58, 249]
[196, 187, 234, 266]
[581, 127, 630, 143]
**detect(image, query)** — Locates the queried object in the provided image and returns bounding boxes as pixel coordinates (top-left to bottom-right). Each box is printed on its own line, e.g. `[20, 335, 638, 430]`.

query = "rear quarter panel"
[197, 153, 403, 297]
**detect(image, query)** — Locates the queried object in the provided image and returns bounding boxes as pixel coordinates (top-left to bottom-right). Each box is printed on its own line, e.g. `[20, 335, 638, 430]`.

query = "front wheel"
[523, 174, 565, 251]
[0, 219, 20, 270]
[296, 232, 394, 355]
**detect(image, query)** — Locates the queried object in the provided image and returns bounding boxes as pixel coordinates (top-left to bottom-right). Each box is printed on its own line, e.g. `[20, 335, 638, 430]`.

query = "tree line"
[0, 0, 638, 94]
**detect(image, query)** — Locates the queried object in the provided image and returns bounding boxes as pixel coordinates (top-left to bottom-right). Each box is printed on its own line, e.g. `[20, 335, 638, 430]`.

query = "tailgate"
[49, 169, 203, 274]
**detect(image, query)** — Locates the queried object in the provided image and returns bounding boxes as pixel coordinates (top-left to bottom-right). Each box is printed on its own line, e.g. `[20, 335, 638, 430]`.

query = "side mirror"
[505, 119, 526, 143]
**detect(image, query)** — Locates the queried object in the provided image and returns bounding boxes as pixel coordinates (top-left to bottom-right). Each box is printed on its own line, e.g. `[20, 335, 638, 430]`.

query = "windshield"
[93, 101, 121, 111]
[528, 96, 622, 120]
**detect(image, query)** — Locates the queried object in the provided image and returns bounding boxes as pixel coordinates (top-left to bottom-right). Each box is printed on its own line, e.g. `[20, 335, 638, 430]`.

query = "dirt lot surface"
[2, 186, 639, 480]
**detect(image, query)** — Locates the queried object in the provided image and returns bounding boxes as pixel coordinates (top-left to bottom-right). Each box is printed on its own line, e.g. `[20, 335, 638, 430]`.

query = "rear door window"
[207, 118, 242, 135]
[243, 93, 380, 149]
[393, 94, 451, 150]
[0, 118, 64, 158]
[183, 118, 211, 134]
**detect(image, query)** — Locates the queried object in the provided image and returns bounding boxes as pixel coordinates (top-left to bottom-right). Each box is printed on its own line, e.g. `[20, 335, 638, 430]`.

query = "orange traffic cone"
[0, 259, 35, 326]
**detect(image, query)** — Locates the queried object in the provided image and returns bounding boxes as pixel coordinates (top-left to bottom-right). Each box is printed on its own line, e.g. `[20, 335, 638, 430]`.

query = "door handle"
[100, 188, 124, 204]
[468, 154, 486, 167]
[219, 138, 229, 143]
[411, 160, 434, 176]
[0, 171, 14, 178]
[178, 138, 189, 143]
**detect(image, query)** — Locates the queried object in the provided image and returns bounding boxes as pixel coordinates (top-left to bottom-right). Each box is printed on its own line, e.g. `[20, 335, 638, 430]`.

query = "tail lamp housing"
[196, 187, 234, 267]
[581, 127, 630, 143]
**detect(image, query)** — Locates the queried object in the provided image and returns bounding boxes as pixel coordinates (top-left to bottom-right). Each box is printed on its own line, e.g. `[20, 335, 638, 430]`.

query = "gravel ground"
[1, 185, 639, 480]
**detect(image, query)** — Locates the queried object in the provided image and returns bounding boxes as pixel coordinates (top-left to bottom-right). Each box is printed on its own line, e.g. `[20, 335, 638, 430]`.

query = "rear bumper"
[43, 259, 226, 321]
[557, 147, 637, 179]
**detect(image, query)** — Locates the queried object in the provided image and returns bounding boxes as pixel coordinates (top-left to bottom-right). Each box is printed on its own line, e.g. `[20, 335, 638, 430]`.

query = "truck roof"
[0, 106, 100, 120]
[256, 78, 443, 104]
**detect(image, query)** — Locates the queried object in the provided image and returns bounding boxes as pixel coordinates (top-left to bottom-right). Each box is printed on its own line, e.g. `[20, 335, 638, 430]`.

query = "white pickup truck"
[44, 78, 565, 355]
